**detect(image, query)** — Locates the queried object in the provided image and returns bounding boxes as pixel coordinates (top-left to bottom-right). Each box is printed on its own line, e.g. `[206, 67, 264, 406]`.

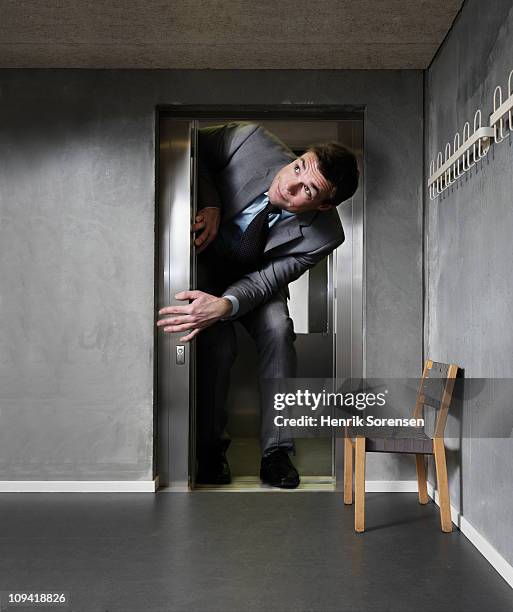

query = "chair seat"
[348, 426, 434, 454]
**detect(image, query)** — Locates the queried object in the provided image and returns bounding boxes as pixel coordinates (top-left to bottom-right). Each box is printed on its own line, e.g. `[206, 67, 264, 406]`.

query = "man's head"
[268, 143, 359, 214]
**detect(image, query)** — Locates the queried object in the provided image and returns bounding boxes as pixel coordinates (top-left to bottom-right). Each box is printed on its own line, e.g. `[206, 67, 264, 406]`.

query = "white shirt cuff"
[221, 294, 239, 319]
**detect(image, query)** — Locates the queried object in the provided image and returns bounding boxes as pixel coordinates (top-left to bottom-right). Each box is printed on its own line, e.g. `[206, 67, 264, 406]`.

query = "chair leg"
[415, 454, 429, 504]
[344, 437, 353, 505]
[354, 437, 366, 532]
[433, 438, 452, 533]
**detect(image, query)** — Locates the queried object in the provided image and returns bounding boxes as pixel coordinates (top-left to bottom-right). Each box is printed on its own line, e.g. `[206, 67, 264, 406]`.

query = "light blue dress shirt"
[221, 192, 293, 317]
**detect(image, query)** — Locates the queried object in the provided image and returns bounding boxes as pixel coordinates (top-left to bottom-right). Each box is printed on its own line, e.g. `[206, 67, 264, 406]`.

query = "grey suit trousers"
[196, 246, 297, 457]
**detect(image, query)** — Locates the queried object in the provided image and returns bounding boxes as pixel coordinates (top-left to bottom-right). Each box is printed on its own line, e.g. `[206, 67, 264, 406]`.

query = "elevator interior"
[157, 111, 364, 491]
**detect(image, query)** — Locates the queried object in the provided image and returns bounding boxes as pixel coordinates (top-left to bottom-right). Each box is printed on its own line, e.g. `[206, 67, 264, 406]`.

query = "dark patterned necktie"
[232, 200, 280, 272]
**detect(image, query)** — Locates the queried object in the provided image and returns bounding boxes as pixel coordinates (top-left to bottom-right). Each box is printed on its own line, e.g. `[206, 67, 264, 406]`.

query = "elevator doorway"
[156, 110, 364, 491]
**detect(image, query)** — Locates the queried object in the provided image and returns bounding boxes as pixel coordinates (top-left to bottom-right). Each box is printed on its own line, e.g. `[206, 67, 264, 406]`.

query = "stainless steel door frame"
[156, 112, 364, 491]
[157, 119, 197, 489]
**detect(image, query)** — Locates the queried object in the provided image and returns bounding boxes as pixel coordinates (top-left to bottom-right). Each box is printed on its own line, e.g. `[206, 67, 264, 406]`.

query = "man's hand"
[156, 290, 232, 342]
[192, 207, 220, 254]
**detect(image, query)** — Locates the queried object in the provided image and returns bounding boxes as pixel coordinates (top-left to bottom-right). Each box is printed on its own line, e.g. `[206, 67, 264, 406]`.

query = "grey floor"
[0, 492, 512, 612]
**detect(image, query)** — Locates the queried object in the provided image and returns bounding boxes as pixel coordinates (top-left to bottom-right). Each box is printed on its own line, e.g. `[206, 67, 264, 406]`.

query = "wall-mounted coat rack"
[428, 69, 513, 200]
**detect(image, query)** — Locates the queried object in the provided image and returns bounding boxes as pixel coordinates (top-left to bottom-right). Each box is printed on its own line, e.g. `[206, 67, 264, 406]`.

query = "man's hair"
[308, 142, 359, 206]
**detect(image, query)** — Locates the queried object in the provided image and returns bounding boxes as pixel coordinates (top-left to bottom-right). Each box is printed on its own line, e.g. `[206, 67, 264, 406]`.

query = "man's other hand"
[156, 290, 232, 342]
[192, 207, 220, 254]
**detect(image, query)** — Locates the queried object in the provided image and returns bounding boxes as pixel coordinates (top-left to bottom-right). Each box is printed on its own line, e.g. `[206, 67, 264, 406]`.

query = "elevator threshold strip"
[193, 475, 335, 492]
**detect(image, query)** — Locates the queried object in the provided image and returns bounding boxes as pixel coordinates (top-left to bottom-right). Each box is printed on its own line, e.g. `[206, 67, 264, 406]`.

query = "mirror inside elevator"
[157, 113, 363, 491]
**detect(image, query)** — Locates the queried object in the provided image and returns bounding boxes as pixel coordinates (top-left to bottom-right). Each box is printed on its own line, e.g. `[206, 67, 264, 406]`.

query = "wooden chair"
[344, 360, 459, 533]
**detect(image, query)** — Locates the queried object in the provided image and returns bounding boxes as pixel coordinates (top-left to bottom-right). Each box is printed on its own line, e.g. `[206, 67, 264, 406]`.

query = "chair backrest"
[413, 360, 459, 438]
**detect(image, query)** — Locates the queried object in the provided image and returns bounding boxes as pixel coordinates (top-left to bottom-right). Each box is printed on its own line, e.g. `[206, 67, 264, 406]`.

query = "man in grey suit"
[157, 122, 359, 488]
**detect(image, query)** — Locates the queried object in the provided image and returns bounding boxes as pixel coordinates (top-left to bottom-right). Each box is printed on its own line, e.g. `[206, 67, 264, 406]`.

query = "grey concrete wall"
[0, 69, 423, 480]
[426, 1, 513, 564]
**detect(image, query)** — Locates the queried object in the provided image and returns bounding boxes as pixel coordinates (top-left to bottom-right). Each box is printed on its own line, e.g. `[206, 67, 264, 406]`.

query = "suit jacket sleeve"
[197, 123, 260, 210]
[221, 233, 344, 319]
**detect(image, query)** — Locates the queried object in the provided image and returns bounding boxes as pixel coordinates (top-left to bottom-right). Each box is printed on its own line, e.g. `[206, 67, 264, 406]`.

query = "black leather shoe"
[260, 449, 300, 489]
[196, 452, 231, 485]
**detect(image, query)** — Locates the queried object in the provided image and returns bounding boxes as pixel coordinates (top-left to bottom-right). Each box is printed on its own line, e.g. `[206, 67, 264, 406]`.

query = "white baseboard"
[427, 482, 513, 589]
[0, 478, 159, 492]
[365, 480, 419, 492]
[0, 478, 416, 494]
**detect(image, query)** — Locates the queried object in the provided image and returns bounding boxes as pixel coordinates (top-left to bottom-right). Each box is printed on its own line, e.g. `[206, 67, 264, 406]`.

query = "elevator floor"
[0, 492, 511, 612]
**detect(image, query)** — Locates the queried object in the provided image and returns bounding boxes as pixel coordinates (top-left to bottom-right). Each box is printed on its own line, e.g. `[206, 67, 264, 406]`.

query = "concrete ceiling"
[0, 0, 463, 69]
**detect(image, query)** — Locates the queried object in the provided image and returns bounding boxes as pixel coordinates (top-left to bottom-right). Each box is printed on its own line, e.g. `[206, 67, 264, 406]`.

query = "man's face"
[268, 151, 335, 213]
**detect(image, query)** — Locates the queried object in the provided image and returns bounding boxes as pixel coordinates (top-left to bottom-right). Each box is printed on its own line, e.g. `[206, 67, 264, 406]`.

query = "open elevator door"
[156, 112, 364, 491]
[157, 119, 198, 489]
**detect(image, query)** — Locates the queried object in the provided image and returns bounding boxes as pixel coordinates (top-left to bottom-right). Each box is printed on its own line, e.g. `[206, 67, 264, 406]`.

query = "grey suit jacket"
[198, 122, 345, 319]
